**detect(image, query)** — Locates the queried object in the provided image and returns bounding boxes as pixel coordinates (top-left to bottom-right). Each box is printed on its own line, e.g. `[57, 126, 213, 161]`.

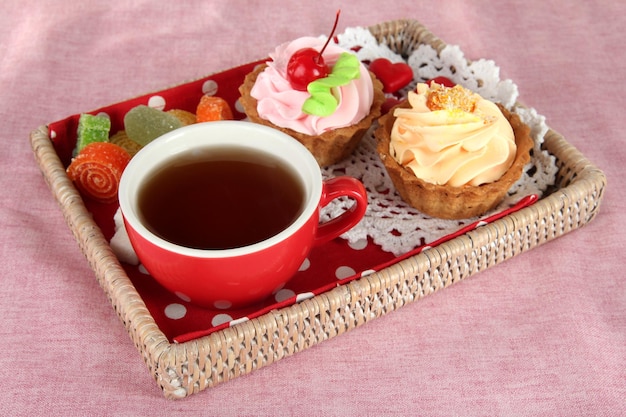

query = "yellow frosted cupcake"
[374, 82, 533, 219]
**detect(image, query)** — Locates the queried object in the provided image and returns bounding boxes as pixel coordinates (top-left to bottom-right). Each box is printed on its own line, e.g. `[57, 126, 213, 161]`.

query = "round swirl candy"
[66, 142, 131, 204]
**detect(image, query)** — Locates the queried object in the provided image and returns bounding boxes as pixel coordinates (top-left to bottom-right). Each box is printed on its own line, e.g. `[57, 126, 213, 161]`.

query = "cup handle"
[314, 176, 368, 246]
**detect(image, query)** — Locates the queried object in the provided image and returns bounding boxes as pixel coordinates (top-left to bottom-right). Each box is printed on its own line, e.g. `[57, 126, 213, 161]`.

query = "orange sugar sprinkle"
[426, 84, 478, 113]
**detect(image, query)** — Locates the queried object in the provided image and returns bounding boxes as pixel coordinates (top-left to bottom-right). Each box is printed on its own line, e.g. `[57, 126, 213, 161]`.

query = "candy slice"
[196, 95, 233, 122]
[109, 130, 143, 157]
[74, 113, 111, 155]
[124, 105, 183, 146]
[167, 109, 197, 126]
[67, 142, 131, 204]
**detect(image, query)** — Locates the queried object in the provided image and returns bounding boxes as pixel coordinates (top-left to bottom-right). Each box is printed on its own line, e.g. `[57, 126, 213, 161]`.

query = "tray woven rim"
[29, 19, 607, 399]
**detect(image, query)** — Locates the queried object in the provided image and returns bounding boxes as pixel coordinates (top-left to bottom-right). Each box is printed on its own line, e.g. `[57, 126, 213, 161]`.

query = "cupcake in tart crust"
[239, 36, 384, 167]
[374, 82, 533, 220]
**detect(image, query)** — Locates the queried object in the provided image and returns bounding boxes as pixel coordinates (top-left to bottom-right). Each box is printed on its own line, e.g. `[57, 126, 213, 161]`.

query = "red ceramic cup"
[118, 121, 367, 308]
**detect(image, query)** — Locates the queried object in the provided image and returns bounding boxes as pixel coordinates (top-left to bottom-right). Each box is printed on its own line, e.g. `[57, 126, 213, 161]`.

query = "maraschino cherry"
[286, 10, 341, 91]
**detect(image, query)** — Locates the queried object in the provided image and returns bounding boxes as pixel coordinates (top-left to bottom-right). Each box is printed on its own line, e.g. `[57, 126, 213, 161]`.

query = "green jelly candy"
[75, 113, 111, 155]
[124, 105, 183, 146]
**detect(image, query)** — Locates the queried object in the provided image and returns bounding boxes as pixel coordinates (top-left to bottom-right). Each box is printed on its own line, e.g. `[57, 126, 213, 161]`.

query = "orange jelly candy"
[66, 142, 131, 204]
[196, 95, 233, 122]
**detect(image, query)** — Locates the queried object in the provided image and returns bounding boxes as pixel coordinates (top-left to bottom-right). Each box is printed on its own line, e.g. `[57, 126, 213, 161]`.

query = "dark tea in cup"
[138, 147, 305, 250]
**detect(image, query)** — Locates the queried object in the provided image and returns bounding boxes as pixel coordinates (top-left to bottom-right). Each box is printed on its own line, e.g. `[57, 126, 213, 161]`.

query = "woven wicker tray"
[30, 19, 606, 399]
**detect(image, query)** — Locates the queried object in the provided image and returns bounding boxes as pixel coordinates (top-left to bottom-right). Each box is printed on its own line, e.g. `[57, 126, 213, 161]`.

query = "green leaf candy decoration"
[301, 52, 361, 117]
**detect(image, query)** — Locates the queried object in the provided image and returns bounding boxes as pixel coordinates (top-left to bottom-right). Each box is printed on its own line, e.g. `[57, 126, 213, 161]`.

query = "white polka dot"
[175, 292, 191, 302]
[348, 238, 368, 250]
[299, 258, 311, 271]
[164, 303, 187, 320]
[202, 80, 218, 96]
[96, 111, 110, 120]
[361, 269, 376, 277]
[138, 264, 149, 274]
[422, 245, 432, 251]
[212, 313, 233, 326]
[275, 288, 295, 302]
[234, 98, 245, 114]
[230, 317, 249, 326]
[213, 300, 232, 310]
[335, 266, 356, 279]
[50, 130, 57, 139]
[148, 95, 166, 110]
[477, 221, 488, 227]
[296, 292, 314, 302]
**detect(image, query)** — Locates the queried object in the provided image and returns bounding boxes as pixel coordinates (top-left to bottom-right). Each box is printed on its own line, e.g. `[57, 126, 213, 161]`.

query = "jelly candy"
[75, 113, 111, 155]
[124, 105, 183, 146]
[66, 142, 131, 204]
[196, 95, 233, 122]
[167, 109, 197, 126]
[109, 130, 143, 157]
[368, 58, 413, 94]
[426, 76, 455, 88]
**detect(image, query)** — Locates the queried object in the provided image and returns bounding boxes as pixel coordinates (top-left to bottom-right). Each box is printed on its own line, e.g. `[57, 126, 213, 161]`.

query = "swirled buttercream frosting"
[390, 83, 517, 187]
[250, 37, 374, 136]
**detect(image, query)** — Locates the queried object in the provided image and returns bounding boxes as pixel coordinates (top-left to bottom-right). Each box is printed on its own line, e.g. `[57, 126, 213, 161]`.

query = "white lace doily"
[319, 27, 558, 256]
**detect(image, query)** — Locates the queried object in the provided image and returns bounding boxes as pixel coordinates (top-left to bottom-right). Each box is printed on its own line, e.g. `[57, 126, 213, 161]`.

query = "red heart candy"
[426, 76, 455, 88]
[380, 97, 401, 115]
[369, 58, 413, 93]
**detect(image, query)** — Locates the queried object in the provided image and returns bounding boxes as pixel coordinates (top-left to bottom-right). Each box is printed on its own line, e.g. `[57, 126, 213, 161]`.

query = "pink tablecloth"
[1, 1, 623, 416]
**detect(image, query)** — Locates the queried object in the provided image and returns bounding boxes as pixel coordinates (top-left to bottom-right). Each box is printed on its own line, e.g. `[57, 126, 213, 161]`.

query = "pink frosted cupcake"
[239, 36, 384, 167]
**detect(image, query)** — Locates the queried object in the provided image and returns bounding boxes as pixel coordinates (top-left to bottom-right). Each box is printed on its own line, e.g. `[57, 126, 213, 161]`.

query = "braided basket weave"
[29, 19, 606, 399]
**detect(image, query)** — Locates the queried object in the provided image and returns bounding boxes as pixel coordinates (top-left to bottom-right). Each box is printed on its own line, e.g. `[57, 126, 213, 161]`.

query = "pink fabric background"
[1, 1, 624, 415]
